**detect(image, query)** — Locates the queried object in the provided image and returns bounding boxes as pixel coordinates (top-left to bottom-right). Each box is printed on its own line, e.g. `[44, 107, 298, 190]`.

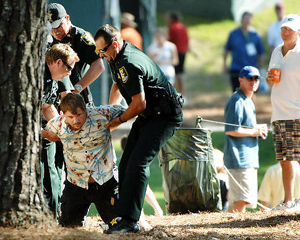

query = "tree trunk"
[0, 0, 52, 226]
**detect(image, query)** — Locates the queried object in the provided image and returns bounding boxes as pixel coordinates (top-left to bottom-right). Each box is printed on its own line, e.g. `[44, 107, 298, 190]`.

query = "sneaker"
[272, 200, 293, 211]
[286, 199, 300, 213]
[104, 217, 140, 234]
[139, 216, 152, 231]
[100, 224, 109, 231]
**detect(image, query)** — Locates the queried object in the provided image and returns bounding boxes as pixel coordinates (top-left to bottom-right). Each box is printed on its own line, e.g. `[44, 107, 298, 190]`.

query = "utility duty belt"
[141, 85, 184, 118]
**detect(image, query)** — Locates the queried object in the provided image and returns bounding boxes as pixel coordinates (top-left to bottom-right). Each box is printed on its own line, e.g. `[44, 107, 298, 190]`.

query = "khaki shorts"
[227, 168, 257, 208]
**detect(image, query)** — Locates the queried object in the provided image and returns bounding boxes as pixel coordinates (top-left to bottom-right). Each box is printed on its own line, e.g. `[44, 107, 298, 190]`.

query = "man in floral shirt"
[43, 93, 125, 227]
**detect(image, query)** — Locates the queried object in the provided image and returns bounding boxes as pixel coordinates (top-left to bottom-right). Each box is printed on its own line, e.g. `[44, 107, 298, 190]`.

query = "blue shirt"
[223, 89, 259, 169]
[224, 27, 264, 71]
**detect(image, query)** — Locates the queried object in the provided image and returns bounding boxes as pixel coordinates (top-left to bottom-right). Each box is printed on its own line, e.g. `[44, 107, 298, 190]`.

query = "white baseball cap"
[281, 14, 300, 31]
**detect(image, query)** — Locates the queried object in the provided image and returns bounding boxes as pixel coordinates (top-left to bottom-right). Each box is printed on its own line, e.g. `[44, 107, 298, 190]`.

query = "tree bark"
[0, 0, 52, 226]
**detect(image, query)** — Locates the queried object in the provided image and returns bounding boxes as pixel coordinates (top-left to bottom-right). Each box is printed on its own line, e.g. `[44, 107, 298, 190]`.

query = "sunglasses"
[61, 59, 73, 71]
[246, 76, 259, 81]
[99, 40, 113, 53]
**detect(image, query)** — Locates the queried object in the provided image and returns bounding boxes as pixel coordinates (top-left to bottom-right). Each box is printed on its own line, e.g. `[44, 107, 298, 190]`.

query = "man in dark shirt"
[48, 3, 105, 106]
[42, 43, 79, 217]
[94, 24, 183, 234]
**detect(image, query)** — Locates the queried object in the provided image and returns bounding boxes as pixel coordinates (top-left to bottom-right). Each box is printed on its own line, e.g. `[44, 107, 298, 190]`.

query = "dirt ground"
[1, 211, 300, 239]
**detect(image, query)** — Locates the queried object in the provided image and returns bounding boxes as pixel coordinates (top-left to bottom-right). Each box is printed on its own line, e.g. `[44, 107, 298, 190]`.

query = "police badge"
[82, 33, 95, 46]
[119, 66, 128, 83]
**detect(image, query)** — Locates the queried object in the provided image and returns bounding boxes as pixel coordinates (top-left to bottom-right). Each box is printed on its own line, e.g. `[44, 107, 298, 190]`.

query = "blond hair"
[46, 43, 79, 64]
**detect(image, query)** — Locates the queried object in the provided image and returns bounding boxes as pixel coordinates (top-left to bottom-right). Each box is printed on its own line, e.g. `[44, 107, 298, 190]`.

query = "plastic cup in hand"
[270, 68, 280, 83]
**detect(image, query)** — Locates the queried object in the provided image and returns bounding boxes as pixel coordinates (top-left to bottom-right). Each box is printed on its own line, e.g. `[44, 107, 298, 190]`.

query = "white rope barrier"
[196, 115, 272, 132]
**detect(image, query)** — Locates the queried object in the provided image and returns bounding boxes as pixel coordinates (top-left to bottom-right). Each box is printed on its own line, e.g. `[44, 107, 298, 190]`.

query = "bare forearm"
[105, 92, 146, 129]
[60, 90, 71, 100]
[226, 124, 268, 139]
[121, 99, 146, 121]
[41, 129, 60, 142]
[76, 58, 105, 90]
[42, 104, 59, 122]
[109, 82, 123, 104]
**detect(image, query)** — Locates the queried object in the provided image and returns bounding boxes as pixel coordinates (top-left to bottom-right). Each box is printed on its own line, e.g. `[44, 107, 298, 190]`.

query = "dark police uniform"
[110, 41, 183, 221]
[51, 25, 100, 105]
[42, 65, 73, 217]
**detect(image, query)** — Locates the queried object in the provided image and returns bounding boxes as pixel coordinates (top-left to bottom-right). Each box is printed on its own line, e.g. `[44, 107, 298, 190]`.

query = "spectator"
[267, 2, 285, 52]
[223, 12, 265, 92]
[258, 162, 300, 210]
[148, 27, 179, 85]
[94, 24, 183, 234]
[41, 43, 79, 217]
[266, 14, 300, 212]
[213, 148, 229, 212]
[223, 66, 268, 213]
[43, 93, 126, 227]
[48, 3, 105, 106]
[166, 11, 189, 95]
[120, 12, 143, 51]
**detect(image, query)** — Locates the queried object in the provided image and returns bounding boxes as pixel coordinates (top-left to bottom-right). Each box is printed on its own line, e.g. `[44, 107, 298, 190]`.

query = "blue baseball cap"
[239, 66, 261, 79]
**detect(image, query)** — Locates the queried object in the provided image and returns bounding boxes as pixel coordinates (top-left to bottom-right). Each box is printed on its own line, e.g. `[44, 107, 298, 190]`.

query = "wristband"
[119, 115, 127, 123]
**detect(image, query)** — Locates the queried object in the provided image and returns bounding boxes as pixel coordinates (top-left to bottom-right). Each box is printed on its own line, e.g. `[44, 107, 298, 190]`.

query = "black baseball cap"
[48, 3, 67, 28]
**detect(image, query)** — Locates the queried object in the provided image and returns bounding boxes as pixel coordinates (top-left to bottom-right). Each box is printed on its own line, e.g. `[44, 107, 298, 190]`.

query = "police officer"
[42, 43, 79, 217]
[48, 3, 104, 106]
[94, 24, 183, 234]
[47, 3, 104, 218]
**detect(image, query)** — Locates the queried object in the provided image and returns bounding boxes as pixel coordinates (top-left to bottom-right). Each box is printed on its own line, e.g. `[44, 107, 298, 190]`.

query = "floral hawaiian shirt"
[45, 105, 126, 189]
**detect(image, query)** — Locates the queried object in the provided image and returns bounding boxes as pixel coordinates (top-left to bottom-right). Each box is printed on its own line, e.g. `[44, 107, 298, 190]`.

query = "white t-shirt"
[267, 21, 283, 49]
[148, 41, 177, 84]
[258, 162, 300, 208]
[268, 41, 300, 122]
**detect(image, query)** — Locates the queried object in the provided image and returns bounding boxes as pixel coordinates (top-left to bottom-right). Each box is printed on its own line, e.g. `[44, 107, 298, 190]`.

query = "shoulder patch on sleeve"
[119, 66, 128, 83]
[81, 32, 95, 46]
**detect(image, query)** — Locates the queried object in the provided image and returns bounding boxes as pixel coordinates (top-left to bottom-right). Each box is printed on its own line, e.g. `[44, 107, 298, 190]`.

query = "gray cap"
[48, 3, 67, 28]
